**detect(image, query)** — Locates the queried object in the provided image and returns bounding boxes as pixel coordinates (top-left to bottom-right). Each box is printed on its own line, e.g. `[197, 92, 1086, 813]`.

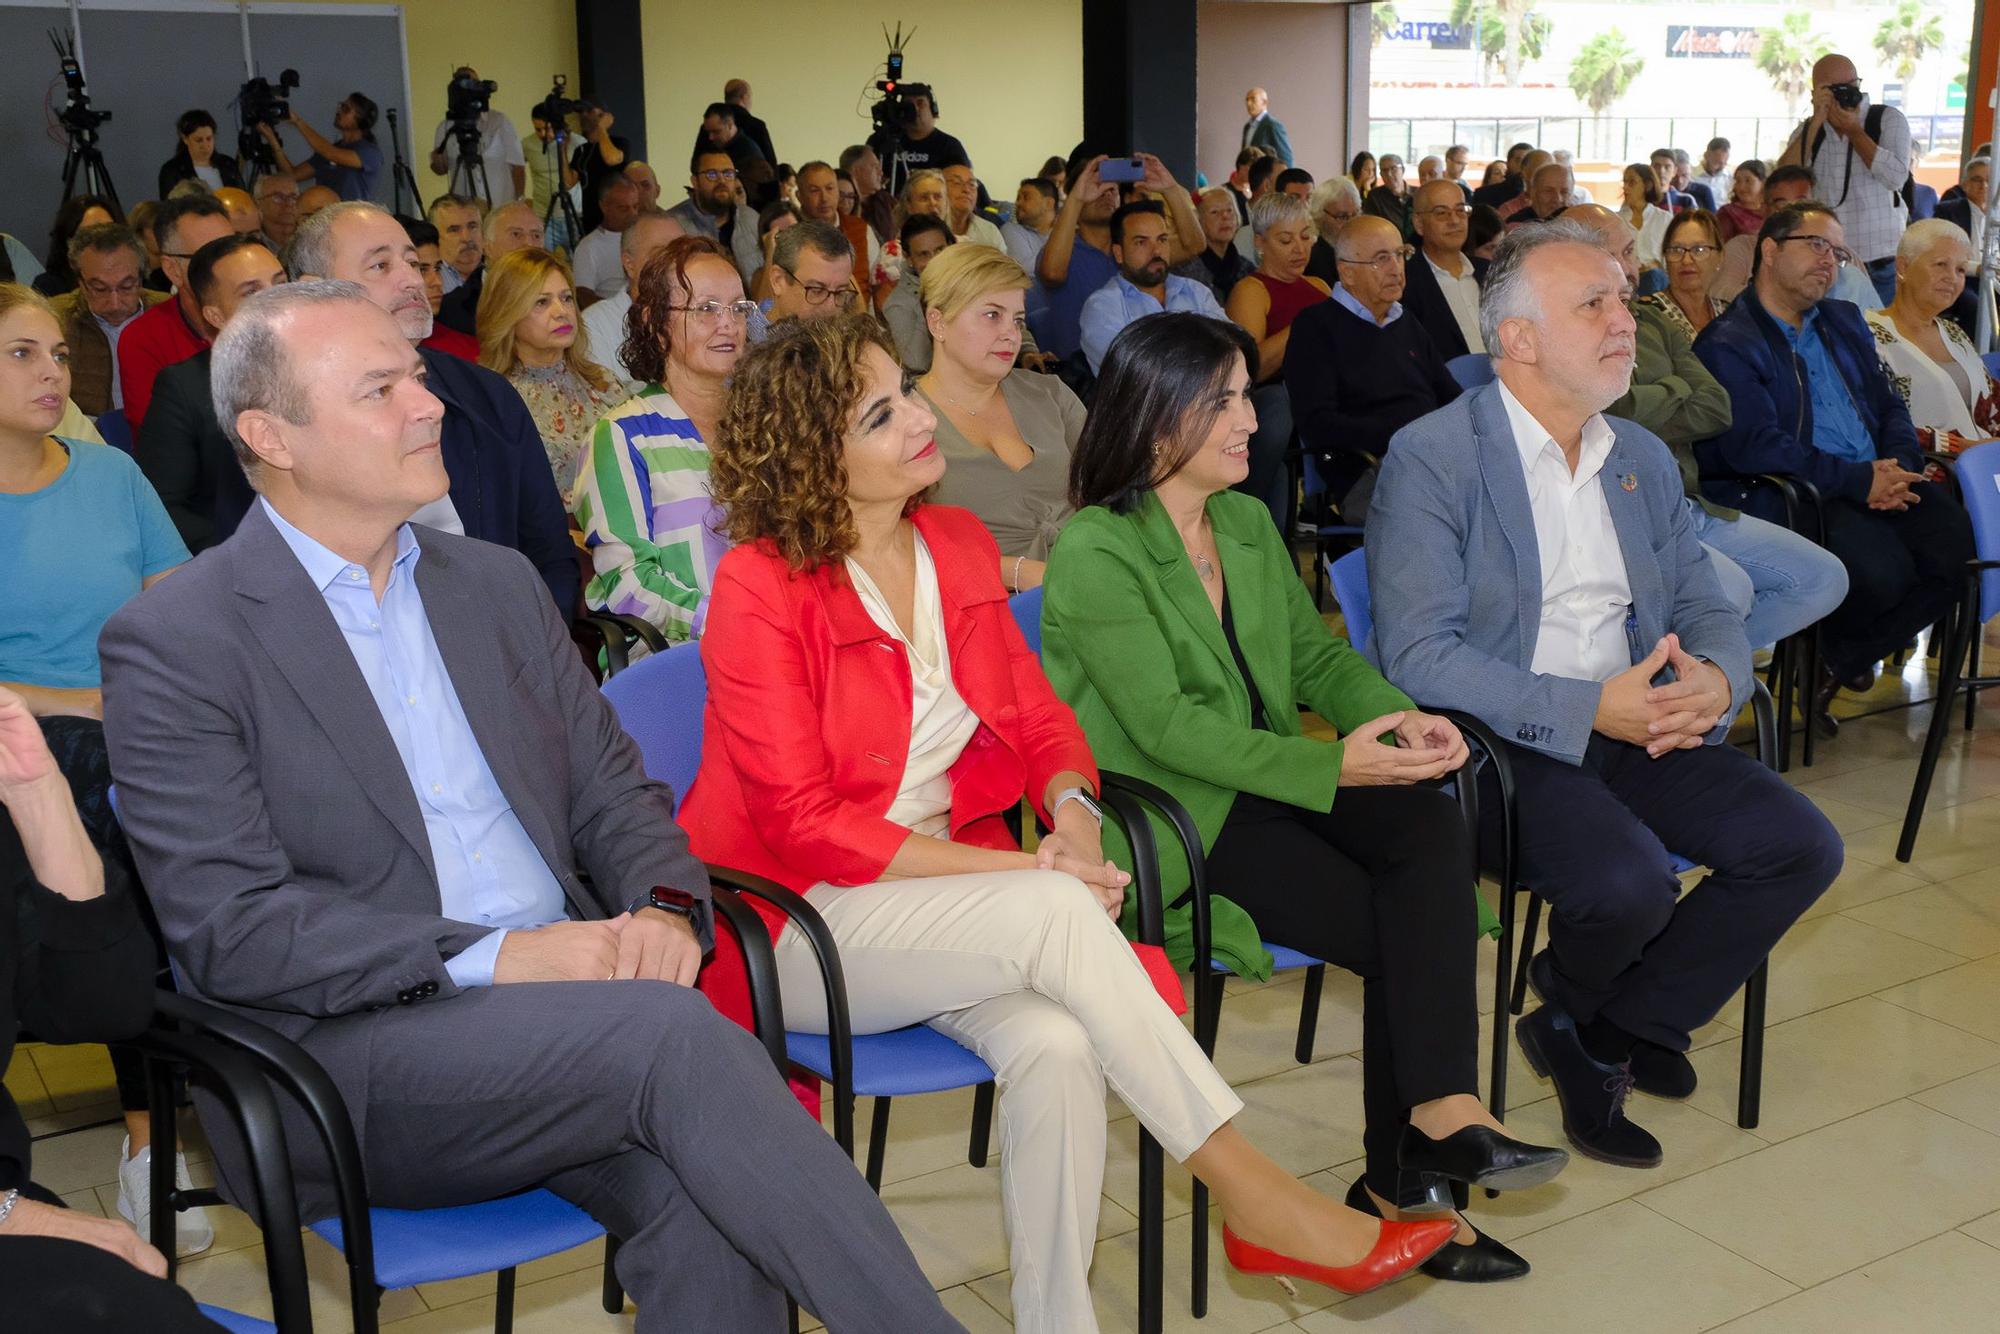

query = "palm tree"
[1873, 0, 1944, 84]
[1450, 0, 1548, 88]
[1755, 11, 1832, 120]
[1569, 29, 1644, 156]
[1372, 4, 1400, 50]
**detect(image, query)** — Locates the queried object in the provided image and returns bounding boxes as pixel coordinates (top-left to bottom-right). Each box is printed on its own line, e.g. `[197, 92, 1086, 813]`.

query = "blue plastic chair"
[1636, 267, 1669, 296]
[1983, 351, 2000, 380]
[1446, 352, 1495, 391]
[1899, 439, 2000, 859]
[96, 408, 134, 454]
[197, 1307, 276, 1334]
[1328, 548, 1774, 1130]
[1911, 182, 1938, 221]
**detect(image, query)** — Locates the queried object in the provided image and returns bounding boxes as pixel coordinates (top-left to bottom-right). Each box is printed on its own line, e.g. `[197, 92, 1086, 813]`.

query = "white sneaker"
[115, 1135, 215, 1258]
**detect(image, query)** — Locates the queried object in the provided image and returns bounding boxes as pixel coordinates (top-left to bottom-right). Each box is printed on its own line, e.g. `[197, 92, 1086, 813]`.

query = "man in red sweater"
[117, 196, 234, 430]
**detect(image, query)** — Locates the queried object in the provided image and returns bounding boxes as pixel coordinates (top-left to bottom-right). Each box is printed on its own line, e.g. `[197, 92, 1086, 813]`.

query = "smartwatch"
[628, 885, 700, 921]
[1050, 786, 1102, 827]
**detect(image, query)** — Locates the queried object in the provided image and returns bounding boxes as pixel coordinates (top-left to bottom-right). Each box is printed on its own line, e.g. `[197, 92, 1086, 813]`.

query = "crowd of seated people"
[7, 48, 1997, 1330]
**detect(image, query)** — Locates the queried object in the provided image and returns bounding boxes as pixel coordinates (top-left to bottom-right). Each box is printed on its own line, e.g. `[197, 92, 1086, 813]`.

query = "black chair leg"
[1510, 895, 1542, 1015]
[1295, 964, 1326, 1064]
[146, 1058, 179, 1274]
[1489, 886, 1514, 1119]
[864, 1096, 893, 1192]
[1139, 1129, 1163, 1334]
[1966, 635, 1983, 732]
[1772, 636, 1795, 773]
[1736, 962, 1768, 1131]
[967, 1081, 995, 1169]
[493, 1266, 517, 1334]
[1799, 628, 1819, 769]
[600, 1235, 623, 1314]
[1899, 593, 1972, 861]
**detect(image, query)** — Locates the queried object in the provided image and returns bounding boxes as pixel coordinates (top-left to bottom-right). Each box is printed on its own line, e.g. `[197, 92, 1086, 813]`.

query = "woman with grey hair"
[1224, 191, 1330, 383]
[1306, 177, 1363, 285]
[1866, 218, 2000, 454]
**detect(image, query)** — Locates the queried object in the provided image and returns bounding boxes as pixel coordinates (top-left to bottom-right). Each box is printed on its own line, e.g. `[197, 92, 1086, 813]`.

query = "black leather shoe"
[1343, 1179, 1530, 1283]
[1810, 669, 1844, 739]
[1516, 1005, 1663, 1168]
[1397, 1122, 1569, 1193]
[1630, 1040, 1698, 1100]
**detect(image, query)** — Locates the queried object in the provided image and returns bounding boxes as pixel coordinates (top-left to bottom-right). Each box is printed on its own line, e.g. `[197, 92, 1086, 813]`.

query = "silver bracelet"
[0, 1187, 20, 1229]
[1011, 556, 1026, 592]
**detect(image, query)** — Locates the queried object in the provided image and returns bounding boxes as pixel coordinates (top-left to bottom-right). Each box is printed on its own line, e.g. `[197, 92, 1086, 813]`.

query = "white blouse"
[846, 534, 981, 838]
[1622, 203, 1674, 270]
[1864, 308, 1997, 444]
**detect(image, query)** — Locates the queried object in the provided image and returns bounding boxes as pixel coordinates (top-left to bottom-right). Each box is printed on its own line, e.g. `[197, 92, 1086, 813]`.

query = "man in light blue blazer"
[1367, 222, 1840, 1170]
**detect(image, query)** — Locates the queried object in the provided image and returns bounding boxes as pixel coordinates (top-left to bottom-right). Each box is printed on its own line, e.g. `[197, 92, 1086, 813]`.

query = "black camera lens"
[1830, 82, 1864, 110]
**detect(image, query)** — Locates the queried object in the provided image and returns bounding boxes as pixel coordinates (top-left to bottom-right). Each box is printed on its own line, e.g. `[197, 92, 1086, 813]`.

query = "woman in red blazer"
[681, 315, 1453, 1331]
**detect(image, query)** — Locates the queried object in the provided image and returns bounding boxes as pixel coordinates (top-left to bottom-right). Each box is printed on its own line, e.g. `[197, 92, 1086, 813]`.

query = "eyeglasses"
[1662, 244, 1720, 260]
[81, 279, 142, 298]
[1321, 209, 1359, 225]
[778, 264, 856, 306]
[669, 299, 759, 322]
[697, 168, 738, 183]
[1335, 245, 1415, 272]
[1418, 204, 1473, 218]
[1776, 234, 1854, 268]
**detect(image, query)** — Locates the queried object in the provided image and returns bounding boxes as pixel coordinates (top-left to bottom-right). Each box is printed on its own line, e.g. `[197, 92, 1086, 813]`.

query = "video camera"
[869, 22, 937, 139]
[448, 69, 496, 125]
[49, 29, 109, 137]
[240, 69, 301, 127]
[532, 75, 585, 127]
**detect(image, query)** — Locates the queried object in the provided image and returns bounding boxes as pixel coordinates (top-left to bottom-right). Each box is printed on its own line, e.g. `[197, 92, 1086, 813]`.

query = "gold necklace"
[923, 374, 996, 418]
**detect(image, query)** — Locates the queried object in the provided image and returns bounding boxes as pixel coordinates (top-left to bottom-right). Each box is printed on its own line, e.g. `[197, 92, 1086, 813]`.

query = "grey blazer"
[1365, 381, 1752, 765]
[100, 503, 709, 1205]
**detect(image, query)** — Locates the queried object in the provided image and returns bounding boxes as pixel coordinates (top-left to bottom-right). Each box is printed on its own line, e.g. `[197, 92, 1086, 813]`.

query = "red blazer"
[684, 504, 1098, 943]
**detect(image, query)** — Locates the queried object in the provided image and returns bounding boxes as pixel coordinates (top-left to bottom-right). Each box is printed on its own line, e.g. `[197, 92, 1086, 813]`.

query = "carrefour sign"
[1667, 25, 1760, 59]
[1384, 19, 1475, 51]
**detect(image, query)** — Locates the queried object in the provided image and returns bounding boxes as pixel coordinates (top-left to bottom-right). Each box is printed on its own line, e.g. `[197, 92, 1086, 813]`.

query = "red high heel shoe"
[1223, 1216, 1458, 1296]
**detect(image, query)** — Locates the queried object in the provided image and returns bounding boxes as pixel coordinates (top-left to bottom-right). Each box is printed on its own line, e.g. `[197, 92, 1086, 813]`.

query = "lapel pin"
[1620, 472, 1638, 492]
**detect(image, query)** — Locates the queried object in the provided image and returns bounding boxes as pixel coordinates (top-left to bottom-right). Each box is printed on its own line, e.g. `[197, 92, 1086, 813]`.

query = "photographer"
[428, 66, 526, 205]
[258, 91, 383, 203]
[1777, 52, 1912, 304]
[570, 100, 628, 233]
[866, 84, 969, 194]
[523, 103, 581, 242]
[156, 109, 243, 200]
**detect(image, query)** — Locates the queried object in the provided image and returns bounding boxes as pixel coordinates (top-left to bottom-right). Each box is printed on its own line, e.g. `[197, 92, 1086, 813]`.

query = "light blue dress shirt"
[1783, 308, 1876, 465]
[262, 500, 566, 987]
[1331, 281, 1403, 328]
[1078, 271, 1227, 373]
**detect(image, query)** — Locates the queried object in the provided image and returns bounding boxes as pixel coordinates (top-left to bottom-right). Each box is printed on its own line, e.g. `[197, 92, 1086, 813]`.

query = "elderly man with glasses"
[754, 221, 858, 341]
[48, 224, 169, 417]
[1696, 201, 1973, 727]
[1396, 180, 1483, 358]
[1285, 214, 1462, 523]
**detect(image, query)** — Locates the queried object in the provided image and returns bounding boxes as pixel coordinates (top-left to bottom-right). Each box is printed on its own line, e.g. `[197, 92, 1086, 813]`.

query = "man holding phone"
[1037, 149, 1204, 363]
[1777, 52, 1912, 304]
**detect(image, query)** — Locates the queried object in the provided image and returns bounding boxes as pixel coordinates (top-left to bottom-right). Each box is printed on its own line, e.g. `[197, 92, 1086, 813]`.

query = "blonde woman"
[913, 244, 1083, 592]
[476, 246, 624, 501]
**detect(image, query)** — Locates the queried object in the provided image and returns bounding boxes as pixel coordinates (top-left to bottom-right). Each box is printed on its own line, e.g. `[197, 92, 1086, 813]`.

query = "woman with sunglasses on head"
[575, 236, 747, 639]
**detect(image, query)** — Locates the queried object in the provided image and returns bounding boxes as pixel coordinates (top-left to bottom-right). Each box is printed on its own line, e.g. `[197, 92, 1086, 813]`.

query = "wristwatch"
[627, 885, 700, 921]
[1050, 786, 1102, 827]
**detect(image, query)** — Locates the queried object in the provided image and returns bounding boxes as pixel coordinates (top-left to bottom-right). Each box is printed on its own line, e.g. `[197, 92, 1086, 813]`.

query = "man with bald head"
[1778, 52, 1912, 303]
[1567, 204, 1849, 671]
[1371, 222, 1841, 1169]
[579, 207, 684, 388]
[213, 187, 262, 237]
[623, 161, 662, 212]
[1396, 180, 1481, 357]
[1285, 214, 1460, 521]
[297, 184, 341, 221]
[437, 199, 545, 336]
[1242, 87, 1293, 166]
[1496, 150, 1551, 222]
[289, 200, 577, 612]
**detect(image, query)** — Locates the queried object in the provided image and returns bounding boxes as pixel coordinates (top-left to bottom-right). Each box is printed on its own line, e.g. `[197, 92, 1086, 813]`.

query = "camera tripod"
[59, 117, 121, 217]
[386, 108, 422, 216]
[540, 133, 583, 253]
[446, 116, 492, 204]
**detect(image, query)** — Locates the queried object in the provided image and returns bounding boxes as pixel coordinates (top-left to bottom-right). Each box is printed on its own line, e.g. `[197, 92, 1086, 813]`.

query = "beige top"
[922, 372, 1084, 561]
[846, 533, 981, 837]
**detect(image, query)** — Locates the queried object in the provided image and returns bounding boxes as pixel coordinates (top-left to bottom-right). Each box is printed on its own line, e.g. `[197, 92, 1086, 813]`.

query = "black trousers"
[1231, 383, 1293, 534]
[1479, 735, 1843, 1050]
[0, 1224, 223, 1333]
[1817, 480, 1974, 680]
[1205, 785, 1479, 1199]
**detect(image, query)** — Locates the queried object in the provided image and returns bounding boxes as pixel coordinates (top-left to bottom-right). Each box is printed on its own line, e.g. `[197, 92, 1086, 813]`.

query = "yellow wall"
[639, 1, 1083, 188]
[296, 0, 579, 174]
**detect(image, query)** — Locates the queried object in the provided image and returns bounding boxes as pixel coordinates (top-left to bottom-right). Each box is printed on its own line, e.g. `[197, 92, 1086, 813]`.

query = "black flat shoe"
[1343, 1179, 1531, 1283]
[1630, 1040, 1698, 1100]
[1810, 669, 1844, 739]
[1397, 1122, 1569, 1193]
[1516, 1005, 1663, 1168]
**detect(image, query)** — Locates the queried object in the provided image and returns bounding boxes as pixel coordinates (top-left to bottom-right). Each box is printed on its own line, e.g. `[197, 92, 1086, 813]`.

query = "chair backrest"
[1328, 548, 1373, 655]
[1446, 353, 1494, 392]
[1910, 182, 1938, 221]
[96, 409, 134, 454]
[1635, 267, 1668, 296]
[1009, 587, 1044, 655]
[600, 641, 707, 809]
[1983, 350, 2000, 381]
[1949, 438, 2000, 623]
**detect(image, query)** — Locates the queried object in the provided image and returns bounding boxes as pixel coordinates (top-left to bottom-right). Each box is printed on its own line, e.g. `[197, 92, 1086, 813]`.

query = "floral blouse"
[506, 360, 626, 505]
[1865, 308, 2000, 457]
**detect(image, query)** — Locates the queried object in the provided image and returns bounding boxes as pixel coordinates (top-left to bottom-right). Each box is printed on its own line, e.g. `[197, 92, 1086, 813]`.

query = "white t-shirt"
[571, 227, 625, 301]
[581, 290, 637, 391]
[432, 110, 527, 205]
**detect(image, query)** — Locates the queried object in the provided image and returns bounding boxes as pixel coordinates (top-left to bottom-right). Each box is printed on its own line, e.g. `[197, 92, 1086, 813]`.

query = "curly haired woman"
[681, 312, 1476, 1334]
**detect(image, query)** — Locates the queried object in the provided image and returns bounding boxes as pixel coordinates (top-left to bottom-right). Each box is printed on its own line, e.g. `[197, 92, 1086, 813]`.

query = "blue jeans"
[1691, 500, 1850, 649]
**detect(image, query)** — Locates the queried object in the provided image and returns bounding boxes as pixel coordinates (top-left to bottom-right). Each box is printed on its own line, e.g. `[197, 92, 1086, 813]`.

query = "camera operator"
[866, 84, 968, 195]
[524, 103, 581, 244]
[428, 66, 526, 205]
[156, 109, 243, 200]
[570, 100, 628, 233]
[1777, 52, 1911, 304]
[258, 91, 383, 203]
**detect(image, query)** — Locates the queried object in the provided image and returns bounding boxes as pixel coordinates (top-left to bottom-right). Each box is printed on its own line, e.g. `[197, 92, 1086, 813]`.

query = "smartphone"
[1099, 157, 1146, 184]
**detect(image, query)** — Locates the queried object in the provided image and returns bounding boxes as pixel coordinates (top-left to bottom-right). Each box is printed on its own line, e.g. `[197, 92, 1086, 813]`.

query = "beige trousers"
[772, 868, 1243, 1334]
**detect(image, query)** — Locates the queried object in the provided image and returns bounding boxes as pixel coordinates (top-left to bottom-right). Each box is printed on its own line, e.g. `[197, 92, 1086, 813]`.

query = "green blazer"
[1042, 489, 1412, 979]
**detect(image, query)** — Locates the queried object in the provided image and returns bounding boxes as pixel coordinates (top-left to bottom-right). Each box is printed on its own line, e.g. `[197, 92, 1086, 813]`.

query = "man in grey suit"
[1367, 222, 1840, 1170]
[99, 281, 962, 1333]
[1241, 88, 1293, 167]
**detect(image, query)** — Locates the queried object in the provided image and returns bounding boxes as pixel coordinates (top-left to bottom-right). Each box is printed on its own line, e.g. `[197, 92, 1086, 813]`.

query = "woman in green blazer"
[1042, 313, 1564, 1282]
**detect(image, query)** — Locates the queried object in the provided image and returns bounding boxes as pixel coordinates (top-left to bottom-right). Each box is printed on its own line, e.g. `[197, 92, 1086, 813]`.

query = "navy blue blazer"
[1396, 249, 1472, 361]
[1691, 290, 1920, 519]
[420, 346, 579, 613]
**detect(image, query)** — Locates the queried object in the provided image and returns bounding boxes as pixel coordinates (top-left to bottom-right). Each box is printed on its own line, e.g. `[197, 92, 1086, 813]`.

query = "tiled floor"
[18, 638, 2000, 1332]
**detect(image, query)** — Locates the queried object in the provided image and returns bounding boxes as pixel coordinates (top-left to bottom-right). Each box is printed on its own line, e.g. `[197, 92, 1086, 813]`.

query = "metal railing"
[1369, 114, 1969, 166]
